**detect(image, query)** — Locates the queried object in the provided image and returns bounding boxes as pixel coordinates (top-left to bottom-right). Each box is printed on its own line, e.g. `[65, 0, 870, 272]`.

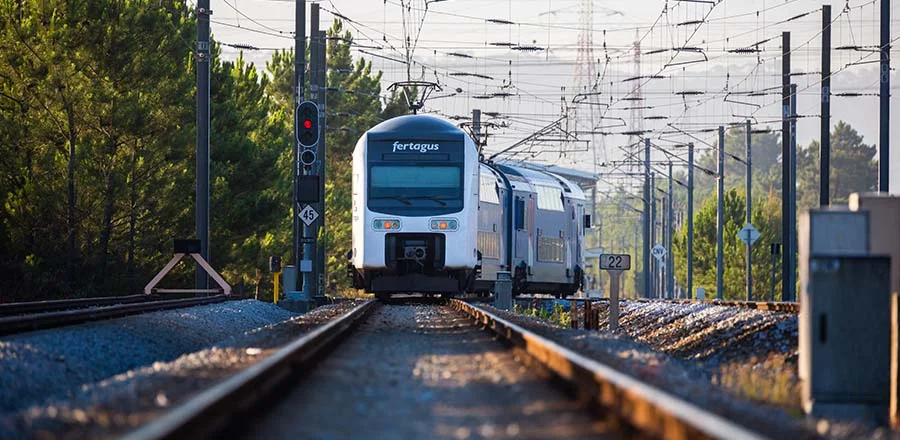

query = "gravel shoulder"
[0, 299, 296, 414]
[0, 299, 363, 439]
[244, 303, 619, 440]
[506, 300, 900, 439]
[499, 302, 812, 438]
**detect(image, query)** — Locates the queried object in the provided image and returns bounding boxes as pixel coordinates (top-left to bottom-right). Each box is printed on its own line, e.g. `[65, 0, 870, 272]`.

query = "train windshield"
[368, 164, 464, 215]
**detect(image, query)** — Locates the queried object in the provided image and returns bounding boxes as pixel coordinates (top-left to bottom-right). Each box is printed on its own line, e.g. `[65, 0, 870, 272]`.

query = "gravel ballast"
[246, 303, 616, 440]
[508, 299, 898, 439]
[0, 299, 363, 439]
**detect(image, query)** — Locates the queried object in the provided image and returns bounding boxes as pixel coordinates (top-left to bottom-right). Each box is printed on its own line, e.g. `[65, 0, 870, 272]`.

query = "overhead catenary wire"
[209, 0, 897, 176]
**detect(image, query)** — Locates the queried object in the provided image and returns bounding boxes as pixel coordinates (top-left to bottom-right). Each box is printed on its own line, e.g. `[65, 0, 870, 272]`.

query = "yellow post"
[273, 271, 281, 304]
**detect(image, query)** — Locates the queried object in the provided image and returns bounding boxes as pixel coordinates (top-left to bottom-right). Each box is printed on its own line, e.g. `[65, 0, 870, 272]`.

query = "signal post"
[287, 100, 322, 312]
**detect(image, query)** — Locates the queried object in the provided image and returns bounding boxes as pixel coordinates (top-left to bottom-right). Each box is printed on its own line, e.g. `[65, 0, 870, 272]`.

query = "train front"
[349, 115, 479, 296]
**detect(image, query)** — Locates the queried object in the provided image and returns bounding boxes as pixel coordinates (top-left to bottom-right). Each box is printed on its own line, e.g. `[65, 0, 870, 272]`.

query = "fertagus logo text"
[392, 141, 440, 153]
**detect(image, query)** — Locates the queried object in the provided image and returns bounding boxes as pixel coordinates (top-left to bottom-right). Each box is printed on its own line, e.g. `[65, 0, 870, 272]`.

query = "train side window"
[535, 185, 564, 211]
[479, 174, 500, 204]
[514, 197, 525, 230]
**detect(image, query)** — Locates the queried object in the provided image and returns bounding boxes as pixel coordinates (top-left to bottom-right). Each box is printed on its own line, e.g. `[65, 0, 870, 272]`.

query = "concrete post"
[782, 32, 792, 302]
[650, 173, 656, 299]
[687, 143, 694, 299]
[643, 138, 651, 298]
[789, 83, 799, 303]
[667, 162, 674, 299]
[746, 120, 753, 301]
[716, 126, 725, 300]
[821, 5, 832, 206]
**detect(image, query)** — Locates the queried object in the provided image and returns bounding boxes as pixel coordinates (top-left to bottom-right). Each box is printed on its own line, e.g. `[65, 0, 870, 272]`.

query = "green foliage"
[590, 186, 643, 298]
[0, 0, 196, 298]
[672, 189, 783, 300]
[599, 121, 874, 301]
[0, 4, 404, 300]
[514, 302, 572, 328]
[796, 121, 878, 211]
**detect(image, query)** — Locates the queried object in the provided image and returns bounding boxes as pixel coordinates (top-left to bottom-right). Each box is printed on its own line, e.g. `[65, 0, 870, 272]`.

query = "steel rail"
[0, 294, 156, 317]
[0, 295, 233, 336]
[511, 296, 799, 314]
[121, 299, 376, 440]
[450, 299, 807, 440]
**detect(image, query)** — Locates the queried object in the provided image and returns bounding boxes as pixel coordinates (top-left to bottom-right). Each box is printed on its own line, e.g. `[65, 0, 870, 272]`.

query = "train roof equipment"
[364, 114, 473, 144]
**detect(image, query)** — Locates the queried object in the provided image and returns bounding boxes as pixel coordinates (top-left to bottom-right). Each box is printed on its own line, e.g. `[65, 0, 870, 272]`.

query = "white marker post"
[599, 254, 631, 331]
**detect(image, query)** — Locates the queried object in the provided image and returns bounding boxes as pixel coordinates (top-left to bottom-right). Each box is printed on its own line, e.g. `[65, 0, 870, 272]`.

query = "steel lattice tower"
[571, 0, 596, 160]
[627, 29, 644, 173]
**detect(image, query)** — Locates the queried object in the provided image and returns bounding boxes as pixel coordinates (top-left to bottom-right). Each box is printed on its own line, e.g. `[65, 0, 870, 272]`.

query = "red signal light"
[303, 119, 313, 129]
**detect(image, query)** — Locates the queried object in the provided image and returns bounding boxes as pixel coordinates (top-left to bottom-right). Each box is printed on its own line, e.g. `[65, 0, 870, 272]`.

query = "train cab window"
[367, 163, 464, 216]
[371, 165, 459, 189]
[535, 185, 564, 211]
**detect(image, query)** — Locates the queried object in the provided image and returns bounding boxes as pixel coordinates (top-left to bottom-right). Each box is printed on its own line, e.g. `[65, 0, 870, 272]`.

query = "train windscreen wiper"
[371, 195, 412, 205]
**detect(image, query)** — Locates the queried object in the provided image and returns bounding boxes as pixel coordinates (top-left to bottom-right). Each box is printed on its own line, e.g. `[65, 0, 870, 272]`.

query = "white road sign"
[651, 244, 667, 261]
[299, 204, 319, 226]
[738, 223, 760, 246]
[599, 254, 631, 271]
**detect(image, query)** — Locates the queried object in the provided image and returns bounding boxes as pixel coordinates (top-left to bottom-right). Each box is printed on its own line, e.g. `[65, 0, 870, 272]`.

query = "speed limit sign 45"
[299, 204, 319, 226]
[599, 254, 631, 271]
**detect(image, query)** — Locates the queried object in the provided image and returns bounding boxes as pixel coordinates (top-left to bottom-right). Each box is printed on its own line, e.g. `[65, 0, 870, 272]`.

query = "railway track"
[513, 295, 800, 314]
[123, 298, 794, 440]
[0, 294, 166, 317]
[0, 294, 232, 336]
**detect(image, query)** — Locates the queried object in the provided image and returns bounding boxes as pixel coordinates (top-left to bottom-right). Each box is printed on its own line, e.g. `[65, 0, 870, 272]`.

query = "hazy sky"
[208, 0, 900, 191]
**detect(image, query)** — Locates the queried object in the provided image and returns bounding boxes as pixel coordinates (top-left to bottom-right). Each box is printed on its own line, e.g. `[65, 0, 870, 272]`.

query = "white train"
[348, 114, 588, 298]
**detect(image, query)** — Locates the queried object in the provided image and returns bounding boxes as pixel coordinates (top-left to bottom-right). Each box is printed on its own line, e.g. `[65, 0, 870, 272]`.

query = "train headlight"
[429, 218, 458, 231]
[373, 219, 401, 230]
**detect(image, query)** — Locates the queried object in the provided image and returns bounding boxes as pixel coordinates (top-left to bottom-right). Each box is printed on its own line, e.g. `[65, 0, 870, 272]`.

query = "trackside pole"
[716, 126, 725, 300]
[687, 143, 694, 299]
[782, 31, 792, 302]
[880, 0, 890, 191]
[746, 120, 753, 301]
[609, 270, 620, 331]
[643, 138, 651, 298]
[790, 83, 799, 303]
[666, 162, 674, 299]
[821, 5, 832, 206]
[195, 0, 211, 290]
[288, 0, 312, 312]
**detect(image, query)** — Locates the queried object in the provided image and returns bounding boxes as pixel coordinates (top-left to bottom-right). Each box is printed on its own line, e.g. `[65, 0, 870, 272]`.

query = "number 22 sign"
[599, 254, 631, 271]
